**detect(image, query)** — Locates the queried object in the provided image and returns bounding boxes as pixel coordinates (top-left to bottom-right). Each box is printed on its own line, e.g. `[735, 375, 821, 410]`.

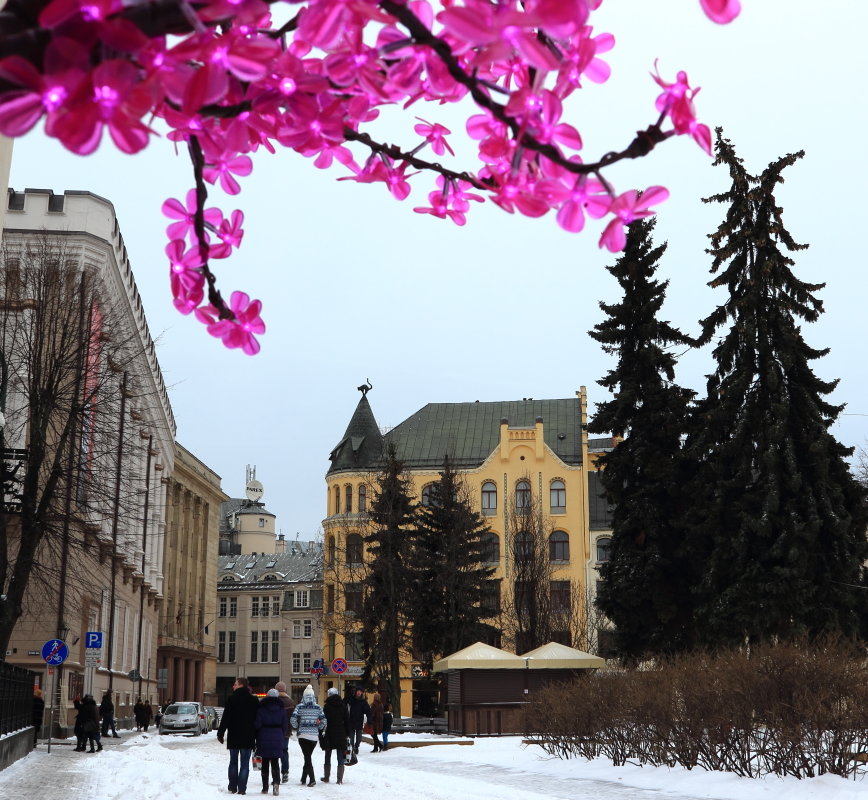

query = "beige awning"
[519, 641, 605, 669]
[432, 641, 527, 672]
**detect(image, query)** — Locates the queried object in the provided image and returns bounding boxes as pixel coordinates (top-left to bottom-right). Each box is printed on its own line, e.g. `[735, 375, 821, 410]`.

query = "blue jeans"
[382, 731, 389, 748]
[280, 737, 289, 775]
[324, 747, 346, 767]
[228, 748, 252, 792]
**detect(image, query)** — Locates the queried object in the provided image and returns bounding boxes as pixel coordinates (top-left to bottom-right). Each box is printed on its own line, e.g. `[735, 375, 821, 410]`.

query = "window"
[550, 480, 566, 513]
[482, 580, 500, 613]
[481, 533, 500, 564]
[292, 652, 301, 673]
[596, 537, 612, 563]
[328, 634, 336, 662]
[514, 530, 533, 563]
[292, 620, 302, 638]
[271, 631, 280, 663]
[334, 486, 340, 515]
[549, 530, 569, 562]
[344, 484, 352, 513]
[515, 480, 531, 512]
[250, 631, 259, 662]
[327, 584, 335, 613]
[346, 632, 364, 661]
[218, 631, 226, 662]
[219, 597, 227, 617]
[346, 534, 363, 566]
[344, 583, 362, 615]
[295, 590, 310, 608]
[328, 537, 336, 566]
[259, 518, 266, 528]
[421, 484, 435, 507]
[358, 484, 366, 513]
[261, 596, 270, 616]
[251, 597, 260, 617]
[229, 597, 237, 618]
[303, 619, 312, 638]
[514, 580, 532, 614]
[272, 596, 281, 616]
[228, 631, 236, 662]
[221, 575, 235, 582]
[550, 580, 571, 612]
[481, 482, 497, 516]
[260, 630, 270, 663]
[303, 652, 311, 672]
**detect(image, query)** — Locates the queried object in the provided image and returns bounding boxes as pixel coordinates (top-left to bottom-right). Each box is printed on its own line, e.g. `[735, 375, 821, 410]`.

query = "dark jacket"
[383, 710, 393, 733]
[369, 696, 384, 734]
[99, 696, 114, 720]
[79, 697, 100, 734]
[218, 686, 261, 749]
[346, 693, 370, 729]
[255, 696, 289, 758]
[323, 694, 350, 749]
[32, 695, 45, 728]
[277, 692, 295, 738]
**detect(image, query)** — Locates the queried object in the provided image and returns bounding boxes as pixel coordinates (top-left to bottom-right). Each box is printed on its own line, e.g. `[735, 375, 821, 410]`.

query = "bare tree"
[0, 234, 151, 655]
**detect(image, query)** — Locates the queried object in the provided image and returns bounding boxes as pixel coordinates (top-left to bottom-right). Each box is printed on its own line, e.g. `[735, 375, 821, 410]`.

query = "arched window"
[596, 537, 612, 563]
[333, 485, 340, 515]
[344, 484, 352, 514]
[549, 530, 569, 562]
[358, 484, 367, 513]
[221, 575, 235, 582]
[515, 481, 531, 513]
[481, 482, 497, 516]
[481, 533, 500, 564]
[327, 536, 336, 567]
[346, 534, 363, 566]
[421, 483, 440, 507]
[514, 530, 533, 563]
[550, 480, 566, 513]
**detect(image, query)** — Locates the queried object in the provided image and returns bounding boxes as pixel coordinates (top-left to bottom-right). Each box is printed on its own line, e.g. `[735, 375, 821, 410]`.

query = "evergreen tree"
[409, 457, 496, 670]
[587, 215, 696, 661]
[361, 442, 416, 703]
[687, 129, 868, 647]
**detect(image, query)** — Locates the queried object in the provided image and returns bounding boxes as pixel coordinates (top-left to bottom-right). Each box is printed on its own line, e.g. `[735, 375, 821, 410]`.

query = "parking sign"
[85, 631, 103, 649]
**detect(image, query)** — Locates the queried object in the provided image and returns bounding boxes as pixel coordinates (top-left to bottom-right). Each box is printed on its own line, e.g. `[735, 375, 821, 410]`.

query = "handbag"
[363, 722, 373, 735]
[318, 730, 327, 751]
[344, 738, 357, 766]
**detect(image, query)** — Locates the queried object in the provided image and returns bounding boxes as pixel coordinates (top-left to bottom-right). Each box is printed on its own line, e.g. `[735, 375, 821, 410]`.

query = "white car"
[158, 702, 208, 736]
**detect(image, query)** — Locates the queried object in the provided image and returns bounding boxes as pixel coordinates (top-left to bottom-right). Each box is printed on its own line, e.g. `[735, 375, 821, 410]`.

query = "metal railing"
[0, 660, 37, 736]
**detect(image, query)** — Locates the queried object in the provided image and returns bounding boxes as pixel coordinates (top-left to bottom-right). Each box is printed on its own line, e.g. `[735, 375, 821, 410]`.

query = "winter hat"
[267, 688, 279, 698]
[302, 684, 316, 702]
[327, 687, 339, 697]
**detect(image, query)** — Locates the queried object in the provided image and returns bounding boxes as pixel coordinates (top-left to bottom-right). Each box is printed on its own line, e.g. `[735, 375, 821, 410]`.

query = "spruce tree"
[409, 457, 496, 670]
[362, 442, 416, 702]
[587, 215, 696, 661]
[687, 129, 868, 647]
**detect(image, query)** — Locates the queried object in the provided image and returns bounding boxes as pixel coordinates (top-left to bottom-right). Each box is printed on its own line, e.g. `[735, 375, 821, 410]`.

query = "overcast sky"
[7, 1, 868, 537]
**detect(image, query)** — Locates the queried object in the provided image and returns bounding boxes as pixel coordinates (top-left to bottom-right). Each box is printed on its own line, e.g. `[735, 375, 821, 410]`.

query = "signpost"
[331, 657, 348, 696]
[41, 639, 69, 754]
[84, 631, 103, 695]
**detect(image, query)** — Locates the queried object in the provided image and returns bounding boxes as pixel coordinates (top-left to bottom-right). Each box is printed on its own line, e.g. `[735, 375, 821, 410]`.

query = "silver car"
[158, 702, 207, 736]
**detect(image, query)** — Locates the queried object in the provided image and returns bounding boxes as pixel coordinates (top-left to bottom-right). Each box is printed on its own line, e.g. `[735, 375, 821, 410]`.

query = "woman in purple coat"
[255, 689, 289, 795]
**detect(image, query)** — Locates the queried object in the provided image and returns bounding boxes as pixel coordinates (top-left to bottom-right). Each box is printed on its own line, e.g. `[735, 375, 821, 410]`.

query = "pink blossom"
[598, 186, 670, 252]
[652, 65, 712, 155]
[414, 119, 455, 156]
[203, 152, 253, 195]
[413, 177, 483, 226]
[166, 240, 205, 315]
[162, 189, 224, 243]
[699, 0, 741, 24]
[200, 291, 266, 355]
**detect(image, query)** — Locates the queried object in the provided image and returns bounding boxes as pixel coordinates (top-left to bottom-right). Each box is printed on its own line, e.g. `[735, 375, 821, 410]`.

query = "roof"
[219, 498, 276, 534]
[432, 642, 527, 672]
[217, 548, 322, 587]
[519, 642, 605, 669]
[327, 396, 385, 475]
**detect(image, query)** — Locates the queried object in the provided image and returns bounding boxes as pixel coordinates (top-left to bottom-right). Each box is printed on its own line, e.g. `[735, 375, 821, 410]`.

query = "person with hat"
[290, 684, 325, 787]
[321, 687, 350, 784]
[256, 689, 289, 796]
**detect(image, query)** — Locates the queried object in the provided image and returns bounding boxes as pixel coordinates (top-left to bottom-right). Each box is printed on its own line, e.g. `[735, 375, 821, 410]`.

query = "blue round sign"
[42, 639, 69, 665]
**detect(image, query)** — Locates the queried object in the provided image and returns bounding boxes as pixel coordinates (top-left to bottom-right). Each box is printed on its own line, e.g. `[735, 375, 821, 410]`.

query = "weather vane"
[357, 379, 372, 397]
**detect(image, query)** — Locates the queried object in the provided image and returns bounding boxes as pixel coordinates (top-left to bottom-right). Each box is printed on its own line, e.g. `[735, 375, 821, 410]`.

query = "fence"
[0, 660, 37, 736]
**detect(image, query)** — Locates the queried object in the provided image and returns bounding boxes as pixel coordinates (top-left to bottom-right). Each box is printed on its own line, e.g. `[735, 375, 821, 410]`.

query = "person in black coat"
[218, 677, 261, 796]
[99, 691, 119, 738]
[345, 688, 370, 754]
[32, 689, 44, 746]
[255, 689, 289, 795]
[79, 695, 102, 753]
[322, 688, 350, 784]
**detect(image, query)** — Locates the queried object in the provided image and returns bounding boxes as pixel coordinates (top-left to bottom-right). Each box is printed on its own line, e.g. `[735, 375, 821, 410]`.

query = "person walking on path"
[218, 677, 261, 795]
[321, 687, 350, 785]
[345, 687, 370, 755]
[255, 689, 289, 796]
[79, 695, 102, 752]
[274, 681, 295, 784]
[32, 689, 44, 746]
[382, 702, 393, 751]
[99, 692, 119, 738]
[142, 701, 154, 732]
[290, 684, 325, 787]
[369, 693, 385, 752]
[133, 698, 145, 731]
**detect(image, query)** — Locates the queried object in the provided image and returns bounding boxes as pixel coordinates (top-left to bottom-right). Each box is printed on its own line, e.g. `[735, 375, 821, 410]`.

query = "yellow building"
[323, 388, 614, 717]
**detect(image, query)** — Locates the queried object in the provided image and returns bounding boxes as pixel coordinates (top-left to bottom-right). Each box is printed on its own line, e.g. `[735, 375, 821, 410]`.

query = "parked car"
[158, 702, 207, 736]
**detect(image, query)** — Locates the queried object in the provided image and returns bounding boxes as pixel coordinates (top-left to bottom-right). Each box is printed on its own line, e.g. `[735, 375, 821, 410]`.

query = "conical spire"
[327, 395, 384, 475]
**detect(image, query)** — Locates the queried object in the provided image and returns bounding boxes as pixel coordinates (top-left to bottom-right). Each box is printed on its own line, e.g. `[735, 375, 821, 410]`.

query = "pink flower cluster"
[0, 0, 740, 353]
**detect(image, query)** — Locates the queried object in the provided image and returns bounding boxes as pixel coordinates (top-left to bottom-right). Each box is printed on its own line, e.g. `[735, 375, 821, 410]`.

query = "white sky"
[6, 0, 868, 536]
[4, 731, 868, 800]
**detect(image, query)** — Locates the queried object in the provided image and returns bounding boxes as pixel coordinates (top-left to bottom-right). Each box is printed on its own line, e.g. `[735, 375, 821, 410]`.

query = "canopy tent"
[519, 641, 605, 669]
[432, 642, 526, 672]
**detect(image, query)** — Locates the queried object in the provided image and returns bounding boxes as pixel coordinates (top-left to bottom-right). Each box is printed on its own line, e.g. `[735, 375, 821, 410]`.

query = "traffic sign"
[85, 631, 103, 649]
[128, 669, 141, 682]
[41, 639, 69, 665]
[331, 657, 347, 674]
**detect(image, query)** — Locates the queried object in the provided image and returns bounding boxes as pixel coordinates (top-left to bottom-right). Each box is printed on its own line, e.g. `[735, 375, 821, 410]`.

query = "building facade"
[1, 188, 175, 733]
[323, 389, 614, 716]
[214, 548, 323, 703]
[158, 443, 227, 707]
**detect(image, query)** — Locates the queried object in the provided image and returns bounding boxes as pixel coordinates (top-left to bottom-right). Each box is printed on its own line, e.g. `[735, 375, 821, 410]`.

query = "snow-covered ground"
[3, 730, 868, 800]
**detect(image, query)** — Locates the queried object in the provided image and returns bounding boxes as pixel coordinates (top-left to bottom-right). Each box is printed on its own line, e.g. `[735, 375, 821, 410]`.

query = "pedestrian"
[255, 689, 289, 796]
[381, 701, 393, 751]
[369, 692, 384, 752]
[274, 681, 295, 784]
[142, 700, 154, 732]
[79, 694, 102, 752]
[345, 687, 370, 755]
[73, 696, 86, 751]
[133, 697, 145, 731]
[218, 677, 261, 796]
[32, 689, 44, 746]
[320, 687, 349, 785]
[100, 691, 120, 738]
[290, 684, 325, 787]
